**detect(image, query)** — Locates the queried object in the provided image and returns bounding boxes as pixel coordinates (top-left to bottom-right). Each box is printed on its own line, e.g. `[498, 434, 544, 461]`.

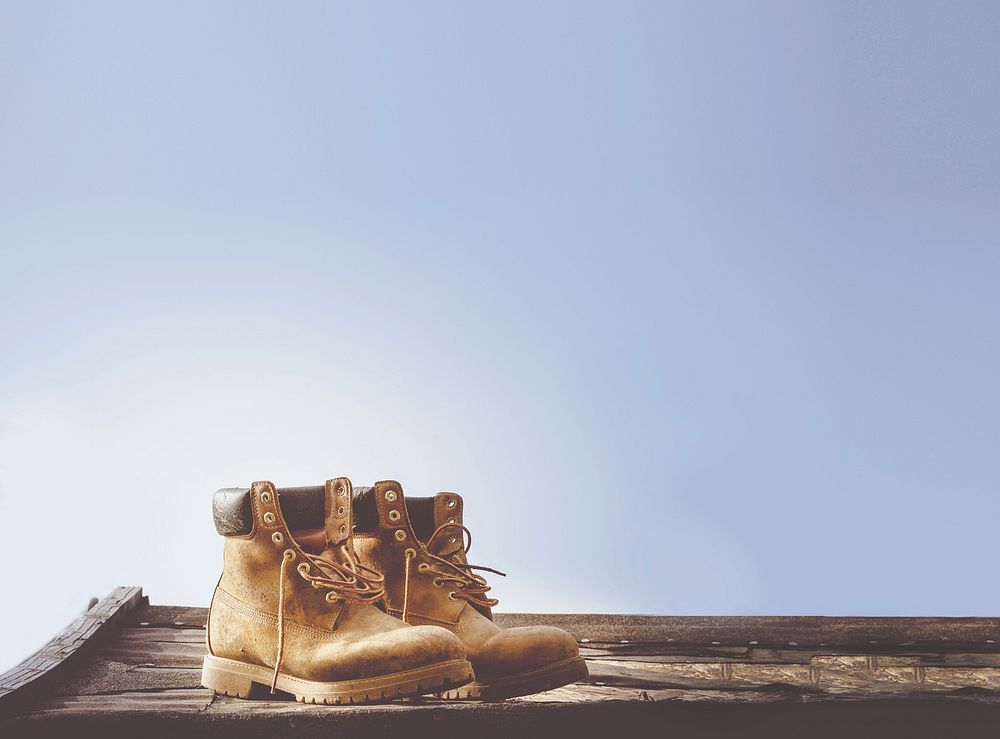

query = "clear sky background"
[2, 1, 999, 672]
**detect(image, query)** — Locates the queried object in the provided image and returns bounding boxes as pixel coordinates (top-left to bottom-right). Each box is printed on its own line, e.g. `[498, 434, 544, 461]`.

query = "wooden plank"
[585, 657, 1000, 694]
[115, 627, 207, 644]
[13, 588, 1000, 738]
[0, 586, 145, 716]
[135, 606, 1000, 650]
[54, 661, 203, 695]
[16, 689, 215, 715]
[91, 650, 204, 670]
[500, 613, 1000, 647]
[48, 599, 1000, 698]
[132, 605, 208, 629]
[11, 688, 1000, 739]
[584, 648, 1000, 667]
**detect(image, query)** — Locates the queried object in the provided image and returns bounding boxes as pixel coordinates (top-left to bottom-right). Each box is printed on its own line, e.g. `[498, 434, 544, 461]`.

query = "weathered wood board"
[4, 588, 1000, 737]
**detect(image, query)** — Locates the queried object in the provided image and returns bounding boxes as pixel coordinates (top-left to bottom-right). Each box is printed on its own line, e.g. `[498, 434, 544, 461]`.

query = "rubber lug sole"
[436, 655, 589, 701]
[202, 654, 474, 704]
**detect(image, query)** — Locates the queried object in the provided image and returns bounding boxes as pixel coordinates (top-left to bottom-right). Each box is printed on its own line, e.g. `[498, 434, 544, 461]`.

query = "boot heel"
[201, 655, 258, 698]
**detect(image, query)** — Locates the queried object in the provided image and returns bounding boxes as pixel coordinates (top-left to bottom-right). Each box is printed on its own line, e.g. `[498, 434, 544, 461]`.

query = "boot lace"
[272, 544, 385, 692]
[401, 523, 506, 624]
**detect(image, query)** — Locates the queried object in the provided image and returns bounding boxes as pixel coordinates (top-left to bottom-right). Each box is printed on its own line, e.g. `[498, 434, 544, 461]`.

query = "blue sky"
[2, 1, 999, 671]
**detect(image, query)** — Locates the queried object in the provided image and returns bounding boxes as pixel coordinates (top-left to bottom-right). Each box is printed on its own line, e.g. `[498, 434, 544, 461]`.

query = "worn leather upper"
[207, 479, 466, 682]
[349, 481, 581, 681]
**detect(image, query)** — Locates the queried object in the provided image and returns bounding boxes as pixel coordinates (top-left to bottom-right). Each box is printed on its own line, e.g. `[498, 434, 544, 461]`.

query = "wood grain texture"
[132, 605, 1000, 649]
[7, 590, 1000, 737]
[0, 586, 145, 715]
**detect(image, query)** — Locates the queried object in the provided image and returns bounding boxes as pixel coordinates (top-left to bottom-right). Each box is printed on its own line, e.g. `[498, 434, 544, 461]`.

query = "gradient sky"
[2, 1, 999, 672]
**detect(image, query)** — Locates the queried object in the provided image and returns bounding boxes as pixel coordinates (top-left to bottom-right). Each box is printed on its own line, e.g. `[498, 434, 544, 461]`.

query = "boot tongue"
[425, 492, 466, 559]
[324, 478, 353, 547]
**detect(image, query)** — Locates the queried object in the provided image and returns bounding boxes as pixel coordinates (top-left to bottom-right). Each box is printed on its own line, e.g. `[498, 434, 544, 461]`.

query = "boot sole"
[436, 655, 589, 700]
[202, 654, 474, 704]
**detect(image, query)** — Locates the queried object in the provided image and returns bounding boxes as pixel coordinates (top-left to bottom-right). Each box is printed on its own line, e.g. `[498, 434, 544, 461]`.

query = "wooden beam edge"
[0, 586, 146, 716]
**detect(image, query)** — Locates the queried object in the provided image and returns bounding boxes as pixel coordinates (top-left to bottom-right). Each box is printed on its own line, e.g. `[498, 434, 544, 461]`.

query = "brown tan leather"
[204, 478, 472, 702]
[350, 481, 588, 698]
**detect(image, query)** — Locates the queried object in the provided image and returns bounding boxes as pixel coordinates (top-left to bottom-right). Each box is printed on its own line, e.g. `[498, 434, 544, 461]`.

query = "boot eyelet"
[432, 578, 443, 587]
[261, 491, 271, 503]
[394, 530, 406, 541]
[337, 485, 346, 497]
[326, 591, 338, 604]
[337, 506, 345, 516]
[388, 510, 400, 522]
[339, 524, 348, 536]
[282, 549, 296, 561]
[272, 532, 284, 544]
[448, 592, 458, 600]
[263, 512, 275, 524]
[297, 562, 310, 576]
[385, 490, 398, 502]
[445, 497, 456, 508]
[404, 548, 416, 559]
[418, 563, 431, 573]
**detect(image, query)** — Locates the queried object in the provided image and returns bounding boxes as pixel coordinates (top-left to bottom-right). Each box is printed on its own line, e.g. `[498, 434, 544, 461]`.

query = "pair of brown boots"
[202, 478, 588, 704]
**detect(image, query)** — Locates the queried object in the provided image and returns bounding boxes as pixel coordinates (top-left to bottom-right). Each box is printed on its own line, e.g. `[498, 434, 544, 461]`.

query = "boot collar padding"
[213, 485, 325, 536]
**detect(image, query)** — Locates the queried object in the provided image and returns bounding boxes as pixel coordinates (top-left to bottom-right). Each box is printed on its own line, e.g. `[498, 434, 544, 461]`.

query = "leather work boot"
[349, 481, 589, 699]
[202, 478, 474, 704]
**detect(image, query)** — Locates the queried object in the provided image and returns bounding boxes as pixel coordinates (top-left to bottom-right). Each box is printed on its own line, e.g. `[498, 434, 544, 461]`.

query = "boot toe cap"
[474, 626, 579, 679]
[314, 625, 466, 680]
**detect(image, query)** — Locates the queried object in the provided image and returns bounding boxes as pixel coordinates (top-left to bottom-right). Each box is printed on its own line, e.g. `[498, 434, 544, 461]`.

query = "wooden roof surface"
[4, 587, 1000, 737]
